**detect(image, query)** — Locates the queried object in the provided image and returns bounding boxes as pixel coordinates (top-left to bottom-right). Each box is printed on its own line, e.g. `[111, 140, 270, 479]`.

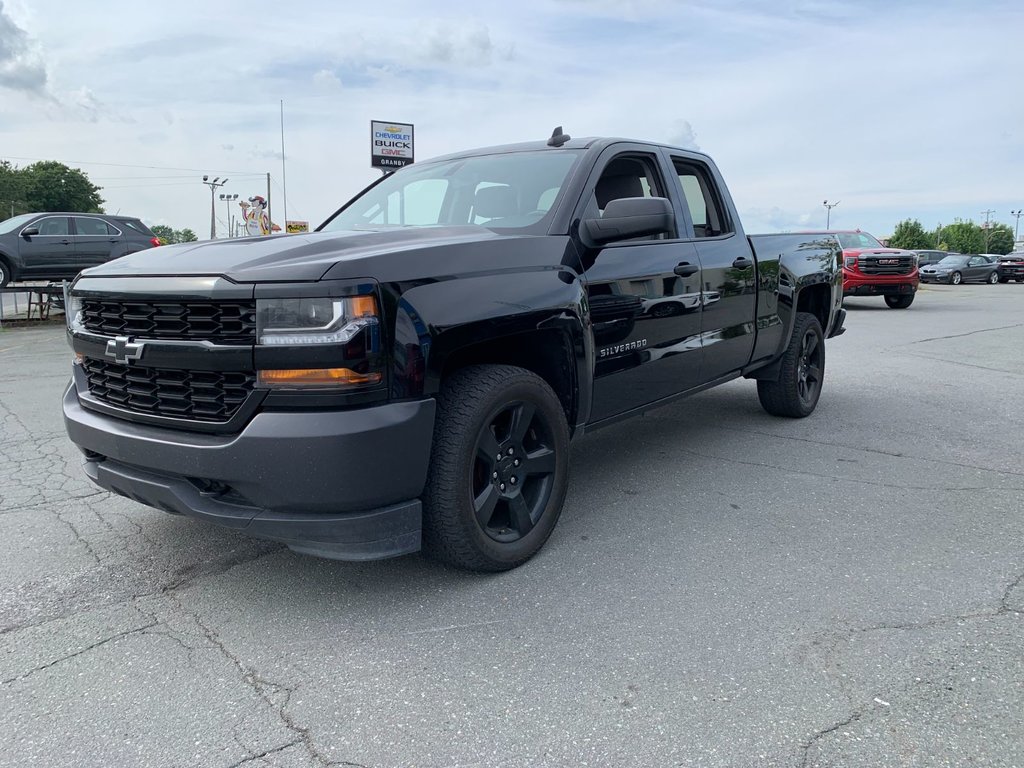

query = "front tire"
[757, 312, 825, 418]
[422, 365, 570, 571]
[950, 271, 962, 285]
[0, 258, 10, 288]
[884, 294, 914, 309]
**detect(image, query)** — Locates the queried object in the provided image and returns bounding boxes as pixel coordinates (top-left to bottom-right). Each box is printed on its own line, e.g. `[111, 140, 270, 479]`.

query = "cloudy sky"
[1, 0, 1021, 239]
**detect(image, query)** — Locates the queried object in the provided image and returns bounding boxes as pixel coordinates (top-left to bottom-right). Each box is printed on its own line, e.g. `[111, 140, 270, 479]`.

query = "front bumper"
[64, 386, 436, 560]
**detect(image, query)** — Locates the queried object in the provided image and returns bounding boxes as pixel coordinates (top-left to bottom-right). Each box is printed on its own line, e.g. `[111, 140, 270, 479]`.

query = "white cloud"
[3, 0, 1020, 239]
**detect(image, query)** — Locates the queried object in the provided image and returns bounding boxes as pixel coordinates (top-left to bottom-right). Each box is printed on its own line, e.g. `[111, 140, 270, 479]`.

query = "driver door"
[17, 216, 75, 279]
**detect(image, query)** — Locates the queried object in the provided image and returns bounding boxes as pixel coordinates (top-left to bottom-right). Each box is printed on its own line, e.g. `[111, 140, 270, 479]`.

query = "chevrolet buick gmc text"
[63, 131, 846, 571]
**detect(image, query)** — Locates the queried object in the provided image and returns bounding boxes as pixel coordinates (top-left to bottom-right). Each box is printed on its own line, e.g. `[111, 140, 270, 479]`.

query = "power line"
[0, 154, 266, 175]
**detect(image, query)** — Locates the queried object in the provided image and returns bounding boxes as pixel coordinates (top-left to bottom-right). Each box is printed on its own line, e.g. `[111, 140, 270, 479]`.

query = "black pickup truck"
[63, 130, 845, 571]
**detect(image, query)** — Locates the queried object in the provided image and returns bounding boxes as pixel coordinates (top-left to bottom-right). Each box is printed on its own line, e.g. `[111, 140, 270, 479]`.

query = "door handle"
[674, 262, 699, 277]
[732, 257, 753, 269]
[60, 239, 72, 245]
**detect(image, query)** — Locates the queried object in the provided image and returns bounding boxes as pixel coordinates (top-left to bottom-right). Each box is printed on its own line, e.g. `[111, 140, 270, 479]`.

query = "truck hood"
[844, 247, 916, 257]
[82, 226, 518, 283]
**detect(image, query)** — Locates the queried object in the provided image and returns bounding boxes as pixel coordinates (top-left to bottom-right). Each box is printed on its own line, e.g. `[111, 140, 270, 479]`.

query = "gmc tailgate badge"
[106, 336, 145, 364]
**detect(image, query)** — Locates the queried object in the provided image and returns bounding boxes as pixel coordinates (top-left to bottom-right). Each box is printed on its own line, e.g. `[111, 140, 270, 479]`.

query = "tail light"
[149, 237, 161, 247]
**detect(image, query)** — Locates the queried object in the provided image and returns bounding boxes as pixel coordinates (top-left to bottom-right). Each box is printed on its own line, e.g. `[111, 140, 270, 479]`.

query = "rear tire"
[884, 294, 914, 309]
[422, 365, 570, 572]
[757, 312, 825, 418]
[988, 272, 1000, 284]
[0, 257, 10, 288]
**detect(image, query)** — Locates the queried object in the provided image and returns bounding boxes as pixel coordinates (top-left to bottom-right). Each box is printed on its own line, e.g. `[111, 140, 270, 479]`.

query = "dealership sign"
[371, 120, 414, 170]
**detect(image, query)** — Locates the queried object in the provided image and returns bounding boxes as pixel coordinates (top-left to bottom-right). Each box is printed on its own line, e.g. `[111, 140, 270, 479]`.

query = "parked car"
[914, 249, 958, 269]
[0, 212, 159, 287]
[63, 130, 846, 571]
[995, 252, 1024, 282]
[919, 254, 1000, 285]
[799, 230, 918, 308]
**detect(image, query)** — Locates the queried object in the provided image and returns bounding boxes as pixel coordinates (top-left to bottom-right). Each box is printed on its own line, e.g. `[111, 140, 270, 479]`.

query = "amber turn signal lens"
[257, 368, 382, 387]
[349, 295, 377, 317]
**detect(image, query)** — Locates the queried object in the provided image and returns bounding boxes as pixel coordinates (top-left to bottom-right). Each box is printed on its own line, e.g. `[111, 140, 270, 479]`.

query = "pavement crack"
[167, 594, 333, 767]
[799, 709, 866, 768]
[907, 322, 1024, 345]
[225, 740, 301, 768]
[1, 620, 159, 686]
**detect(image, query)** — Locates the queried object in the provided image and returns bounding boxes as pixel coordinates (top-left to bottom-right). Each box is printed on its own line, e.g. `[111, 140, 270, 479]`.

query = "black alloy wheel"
[950, 271, 963, 285]
[423, 365, 569, 571]
[757, 311, 825, 418]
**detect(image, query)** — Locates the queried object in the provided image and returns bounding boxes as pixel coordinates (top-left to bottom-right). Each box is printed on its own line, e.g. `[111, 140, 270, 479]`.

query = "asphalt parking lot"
[1, 283, 1022, 767]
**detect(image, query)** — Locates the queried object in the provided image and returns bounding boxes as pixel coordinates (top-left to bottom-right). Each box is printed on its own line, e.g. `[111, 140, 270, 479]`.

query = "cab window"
[672, 159, 732, 238]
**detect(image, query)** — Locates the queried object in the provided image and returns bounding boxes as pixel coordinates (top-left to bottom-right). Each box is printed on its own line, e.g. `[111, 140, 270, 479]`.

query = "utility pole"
[280, 99, 288, 228]
[266, 173, 272, 234]
[823, 200, 839, 228]
[201, 176, 227, 239]
[1012, 210, 1022, 243]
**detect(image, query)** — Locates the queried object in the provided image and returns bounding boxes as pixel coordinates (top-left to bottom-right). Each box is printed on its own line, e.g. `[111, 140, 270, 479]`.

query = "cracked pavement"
[1, 283, 1022, 767]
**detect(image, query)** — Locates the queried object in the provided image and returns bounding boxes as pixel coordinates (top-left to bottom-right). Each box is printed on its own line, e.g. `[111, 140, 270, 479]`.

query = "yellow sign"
[285, 220, 309, 234]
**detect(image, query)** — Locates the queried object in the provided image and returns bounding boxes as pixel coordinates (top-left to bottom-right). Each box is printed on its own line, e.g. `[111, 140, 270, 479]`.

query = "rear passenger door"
[668, 155, 756, 381]
[577, 146, 705, 423]
[73, 216, 122, 269]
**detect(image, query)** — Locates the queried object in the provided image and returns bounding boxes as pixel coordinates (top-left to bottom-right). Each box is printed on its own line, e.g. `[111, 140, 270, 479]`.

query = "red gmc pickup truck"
[804, 230, 919, 309]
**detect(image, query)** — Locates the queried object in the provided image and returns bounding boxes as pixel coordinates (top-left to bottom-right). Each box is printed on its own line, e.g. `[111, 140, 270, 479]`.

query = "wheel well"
[796, 284, 830, 330]
[440, 329, 577, 426]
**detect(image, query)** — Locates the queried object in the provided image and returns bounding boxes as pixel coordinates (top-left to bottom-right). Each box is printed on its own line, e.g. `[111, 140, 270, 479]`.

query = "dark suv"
[0, 212, 159, 287]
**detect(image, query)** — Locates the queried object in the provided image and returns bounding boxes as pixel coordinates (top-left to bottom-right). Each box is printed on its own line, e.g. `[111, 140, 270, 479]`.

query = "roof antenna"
[547, 126, 571, 147]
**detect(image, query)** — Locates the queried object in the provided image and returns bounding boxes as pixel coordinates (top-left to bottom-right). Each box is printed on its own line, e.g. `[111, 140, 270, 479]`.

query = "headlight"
[255, 295, 382, 389]
[843, 256, 857, 269]
[65, 291, 85, 333]
[257, 295, 378, 345]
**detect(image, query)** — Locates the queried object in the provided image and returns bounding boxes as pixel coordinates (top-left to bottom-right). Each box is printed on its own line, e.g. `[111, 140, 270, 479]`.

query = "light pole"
[201, 176, 228, 239]
[1012, 210, 1022, 243]
[981, 209, 995, 252]
[823, 200, 839, 228]
[219, 193, 238, 238]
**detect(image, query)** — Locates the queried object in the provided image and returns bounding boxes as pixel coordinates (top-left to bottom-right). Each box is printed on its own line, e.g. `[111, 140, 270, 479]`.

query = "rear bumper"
[63, 385, 436, 560]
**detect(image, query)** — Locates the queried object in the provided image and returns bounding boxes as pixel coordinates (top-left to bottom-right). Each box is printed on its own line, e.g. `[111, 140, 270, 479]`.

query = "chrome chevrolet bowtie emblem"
[105, 336, 145, 364]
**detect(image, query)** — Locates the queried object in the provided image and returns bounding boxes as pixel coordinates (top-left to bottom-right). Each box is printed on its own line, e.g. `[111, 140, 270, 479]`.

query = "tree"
[20, 161, 104, 213]
[150, 224, 200, 244]
[888, 219, 934, 250]
[984, 223, 1014, 255]
[939, 220, 985, 254]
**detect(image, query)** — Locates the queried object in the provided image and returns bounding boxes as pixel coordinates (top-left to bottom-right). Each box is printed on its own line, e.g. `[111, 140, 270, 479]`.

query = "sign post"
[371, 120, 415, 172]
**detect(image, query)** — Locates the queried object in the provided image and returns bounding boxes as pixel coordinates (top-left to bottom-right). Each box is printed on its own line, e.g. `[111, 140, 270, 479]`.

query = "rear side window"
[120, 219, 154, 236]
[74, 217, 113, 236]
[672, 159, 732, 238]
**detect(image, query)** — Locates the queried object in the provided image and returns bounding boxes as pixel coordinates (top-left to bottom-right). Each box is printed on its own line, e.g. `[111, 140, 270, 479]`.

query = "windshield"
[0, 213, 37, 234]
[320, 150, 582, 234]
[836, 232, 884, 249]
[936, 255, 967, 267]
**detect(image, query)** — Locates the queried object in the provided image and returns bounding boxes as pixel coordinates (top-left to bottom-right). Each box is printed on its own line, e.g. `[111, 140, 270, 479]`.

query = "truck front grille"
[858, 255, 915, 275]
[82, 357, 255, 422]
[81, 299, 257, 343]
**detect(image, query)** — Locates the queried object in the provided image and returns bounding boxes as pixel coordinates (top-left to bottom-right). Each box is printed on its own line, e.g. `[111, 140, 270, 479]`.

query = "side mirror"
[583, 197, 673, 245]
[21, 226, 39, 237]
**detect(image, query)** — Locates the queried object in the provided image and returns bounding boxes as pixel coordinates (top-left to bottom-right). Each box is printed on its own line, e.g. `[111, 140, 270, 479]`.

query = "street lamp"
[823, 200, 839, 228]
[201, 175, 228, 239]
[1012, 210, 1022, 243]
[219, 193, 239, 238]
